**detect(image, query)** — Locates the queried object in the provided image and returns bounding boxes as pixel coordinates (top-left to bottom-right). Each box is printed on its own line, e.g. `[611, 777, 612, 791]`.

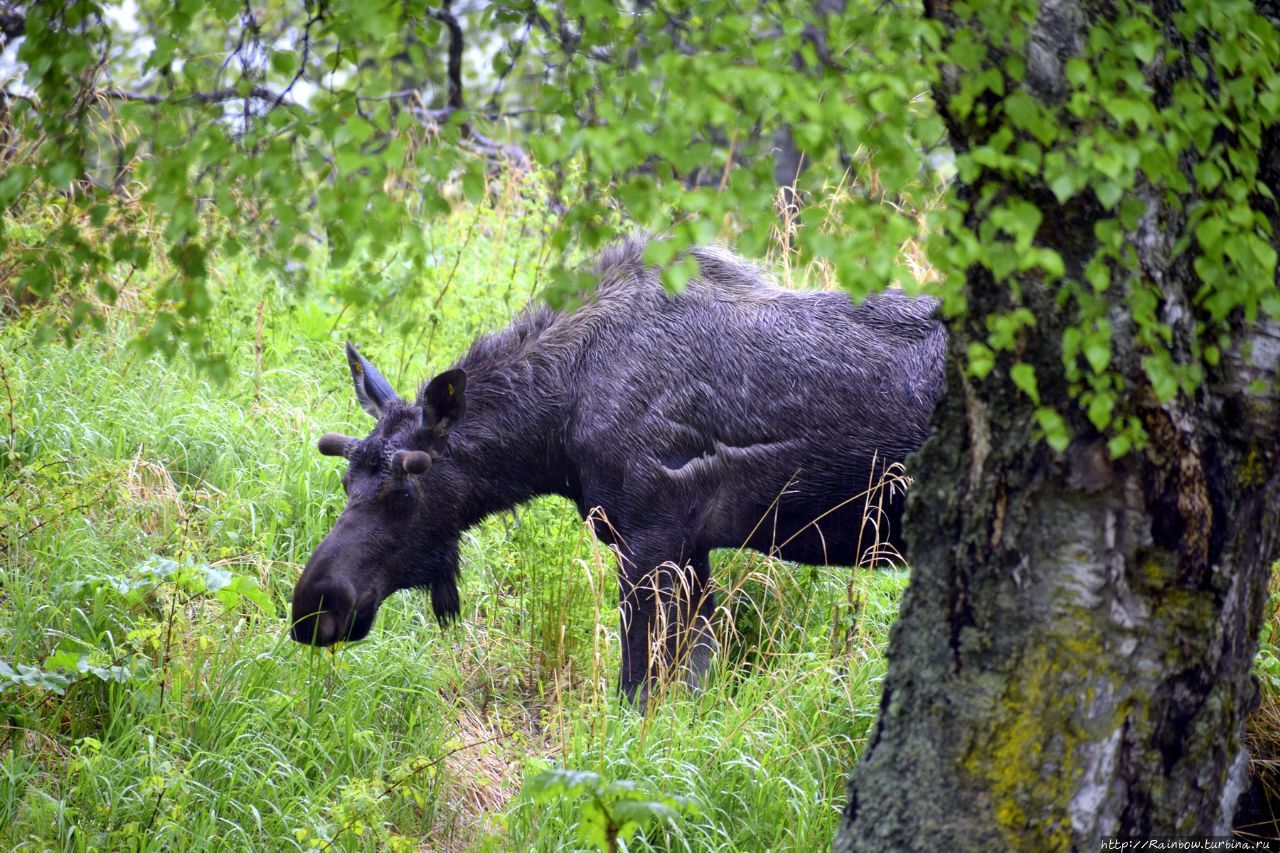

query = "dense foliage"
[0, 200, 909, 849]
[1, 0, 941, 362]
[4, 1, 1276, 454]
[929, 0, 1280, 455]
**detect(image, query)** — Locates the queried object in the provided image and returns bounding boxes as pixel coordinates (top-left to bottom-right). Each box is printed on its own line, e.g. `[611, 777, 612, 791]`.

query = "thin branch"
[2, 459, 71, 502]
[427, 2, 465, 111]
[0, 356, 15, 467]
[95, 86, 281, 106]
[77, 85, 527, 125]
[0, 481, 116, 554]
[2, 2, 534, 168]
[0, 89, 37, 108]
[369, 91, 534, 121]
[418, 4, 530, 167]
[486, 19, 532, 114]
[269, 5, 325, 112]
[464, 127, 531, 167]
[239, 0, 261, 134]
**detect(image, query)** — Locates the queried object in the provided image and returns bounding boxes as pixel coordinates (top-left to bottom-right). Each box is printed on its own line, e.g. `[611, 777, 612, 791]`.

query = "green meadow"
[0, 198, 909, 851]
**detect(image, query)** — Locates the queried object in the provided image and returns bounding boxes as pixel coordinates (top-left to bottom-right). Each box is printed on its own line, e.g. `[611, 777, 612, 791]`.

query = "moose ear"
[421, 368, 467, 435]
[346, 342, 401, 419]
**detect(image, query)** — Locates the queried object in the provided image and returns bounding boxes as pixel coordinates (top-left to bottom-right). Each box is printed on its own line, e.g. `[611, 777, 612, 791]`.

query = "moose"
[291, 237, 946, 702]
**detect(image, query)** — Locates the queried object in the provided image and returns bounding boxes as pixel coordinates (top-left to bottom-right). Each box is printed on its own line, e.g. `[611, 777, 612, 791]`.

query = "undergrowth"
[0, 183, 908, 851]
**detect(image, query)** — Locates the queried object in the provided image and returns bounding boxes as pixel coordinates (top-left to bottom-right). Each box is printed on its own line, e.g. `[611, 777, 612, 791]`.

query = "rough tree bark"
[836, 2, 1280, 850]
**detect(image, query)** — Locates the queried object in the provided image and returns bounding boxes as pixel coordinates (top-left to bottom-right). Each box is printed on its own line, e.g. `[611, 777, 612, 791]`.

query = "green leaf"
[0, 661, 74, 695]
[1036, 249, 1065, 279]
[1107, 434, 1133, 458]
[1132, 37, 1157, 64]
[966, 342, 995, 379]
[44, 651, 84, 671]
[525, 768, 602, 802]
[611, 798, 680, 825]
[1049, 171, 1078, 204]
[270, 50, 298, 76]
[200, 565, 234, 593]
[226, 575, 276, 613]
[1143, 355, 1179, 402]
[1086, 390, 1115, 430]
[660, 256, 698, 292]
[1094, 181, 1123, 210]
[1009, 362, 1040, 404]
[1065, 57, 1091, 87]
[1083, 336, 1111, 374]
[461, 167, 486, 203]
[1034, 407, 1071, 453]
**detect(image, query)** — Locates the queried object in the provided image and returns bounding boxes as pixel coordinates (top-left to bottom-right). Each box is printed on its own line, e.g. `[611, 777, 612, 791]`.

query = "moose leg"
[668, 552, 717, 691]
[616, 544, 716, 704]
[618, 556, 662, 706]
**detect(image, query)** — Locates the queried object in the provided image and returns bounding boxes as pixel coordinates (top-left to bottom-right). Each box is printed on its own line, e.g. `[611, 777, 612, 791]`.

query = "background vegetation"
[3, 0, 1279, 847]
[0, 182, 919, 850]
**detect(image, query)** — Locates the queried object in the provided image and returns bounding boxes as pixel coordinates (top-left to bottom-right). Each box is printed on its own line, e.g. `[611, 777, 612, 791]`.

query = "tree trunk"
[836, 1, 1280, 849]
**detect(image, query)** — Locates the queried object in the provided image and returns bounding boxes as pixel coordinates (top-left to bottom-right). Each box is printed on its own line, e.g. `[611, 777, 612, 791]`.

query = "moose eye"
[381, 485, 414, 510]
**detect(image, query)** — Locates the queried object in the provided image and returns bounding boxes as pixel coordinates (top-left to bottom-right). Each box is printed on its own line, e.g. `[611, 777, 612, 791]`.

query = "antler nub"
[394, 449, 432, 475]
[317, 433, 356, 457]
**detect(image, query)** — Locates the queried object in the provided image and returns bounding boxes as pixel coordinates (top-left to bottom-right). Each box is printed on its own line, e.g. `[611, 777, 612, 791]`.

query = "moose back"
[291, 237, 946, 701]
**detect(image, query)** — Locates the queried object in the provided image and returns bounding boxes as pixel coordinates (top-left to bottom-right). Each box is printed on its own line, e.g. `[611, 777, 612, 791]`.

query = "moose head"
[290, 343, 468, 646]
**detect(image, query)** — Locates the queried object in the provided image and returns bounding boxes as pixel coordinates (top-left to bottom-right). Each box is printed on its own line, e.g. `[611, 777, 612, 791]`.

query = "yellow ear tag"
[447, 383, 455, 396]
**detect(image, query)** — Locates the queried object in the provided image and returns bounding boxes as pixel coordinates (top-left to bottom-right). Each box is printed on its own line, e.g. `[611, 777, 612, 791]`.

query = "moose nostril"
[314, 611, 340, 645]
[290, 580, 355, 646]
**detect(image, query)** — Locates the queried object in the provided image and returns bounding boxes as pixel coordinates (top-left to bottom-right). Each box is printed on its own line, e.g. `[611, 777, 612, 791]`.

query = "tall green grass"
[0, 197, 906, 850]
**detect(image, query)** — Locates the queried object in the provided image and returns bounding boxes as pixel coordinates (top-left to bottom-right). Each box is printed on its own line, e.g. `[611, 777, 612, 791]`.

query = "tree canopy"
[1, 0, 941, 365]
[4, 0, 1276, 457]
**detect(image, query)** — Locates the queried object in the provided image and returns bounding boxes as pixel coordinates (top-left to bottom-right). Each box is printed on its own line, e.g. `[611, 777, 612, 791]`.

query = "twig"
[717, 128, 738, 193]
[0, 480, 115, 552]
[95, 86, 281, 107]
[487, 20, 532, 114]
[156, 587, 185, 710]
[253, 298, 265, 397]
[142, 783, 167, 837]
[400, 206, 482, 378]
[269, 5, 325, 112]
[432, 208, 480, 313]
[0, 356, 15, 467]
[421, 3, 531, 167]
[427, 1, 466, 112]
[1, 459, 70, 502]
